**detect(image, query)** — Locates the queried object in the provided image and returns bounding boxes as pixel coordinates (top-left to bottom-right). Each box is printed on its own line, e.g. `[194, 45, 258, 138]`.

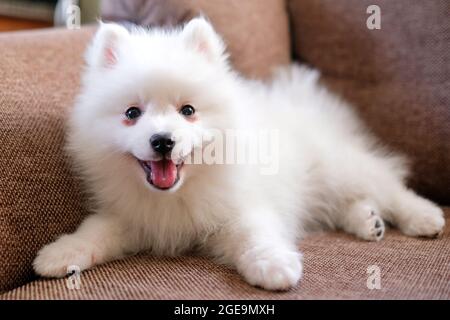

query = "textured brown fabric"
[289, 0, 450, 204]
[2, 209, 449, 300]
[1, 3, 449, 299]
[0, 27, 95, 293]
[101, 0, 291, 79]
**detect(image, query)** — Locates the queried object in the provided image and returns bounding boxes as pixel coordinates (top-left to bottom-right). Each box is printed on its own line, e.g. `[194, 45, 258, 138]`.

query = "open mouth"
[138, 159, 183, 190]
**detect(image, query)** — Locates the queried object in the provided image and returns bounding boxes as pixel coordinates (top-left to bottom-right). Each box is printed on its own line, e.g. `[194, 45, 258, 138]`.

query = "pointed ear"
[86, 22, 129, 69]
[182, 17, 226, 62]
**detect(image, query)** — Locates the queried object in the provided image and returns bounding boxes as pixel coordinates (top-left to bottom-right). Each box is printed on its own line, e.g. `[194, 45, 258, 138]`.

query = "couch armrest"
[0, 27, 94, 293]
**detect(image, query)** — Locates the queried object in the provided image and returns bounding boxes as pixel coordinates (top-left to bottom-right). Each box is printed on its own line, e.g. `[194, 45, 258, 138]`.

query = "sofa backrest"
[101, 0, 291, 79]
[289, 0, 450, 203]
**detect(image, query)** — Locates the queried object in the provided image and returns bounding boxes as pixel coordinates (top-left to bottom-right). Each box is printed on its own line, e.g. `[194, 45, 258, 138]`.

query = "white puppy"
[34, 19, 445, 291]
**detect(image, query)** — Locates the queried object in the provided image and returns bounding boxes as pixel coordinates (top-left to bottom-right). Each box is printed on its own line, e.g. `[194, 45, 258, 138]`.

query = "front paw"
[238, 247, 302, 291]
[33, 235, 99, 278]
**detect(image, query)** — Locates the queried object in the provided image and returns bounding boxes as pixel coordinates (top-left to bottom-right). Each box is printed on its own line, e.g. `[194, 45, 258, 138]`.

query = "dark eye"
[180, 105, 195, 117]
[125, 106, 142, 120]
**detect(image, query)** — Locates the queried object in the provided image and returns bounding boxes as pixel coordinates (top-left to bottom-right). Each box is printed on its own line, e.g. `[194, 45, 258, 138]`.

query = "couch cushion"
[0, 27, 94, 293]
[289, 0, 450, 204]
[101, 0, 291, 79]
[2, 208, 449, 299]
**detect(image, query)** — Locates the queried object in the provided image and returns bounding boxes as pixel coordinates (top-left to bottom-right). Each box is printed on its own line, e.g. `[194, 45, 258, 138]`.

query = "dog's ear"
[86, 22, 129, 69]
[182, 17, 226, 62]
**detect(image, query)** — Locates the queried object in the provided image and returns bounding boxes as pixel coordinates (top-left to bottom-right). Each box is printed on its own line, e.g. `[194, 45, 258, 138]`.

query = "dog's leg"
[208, 207, 302, 291]
[338, 183, 444, 240]
[337, 185, 444, 241]
[330, 146, 444, 240]
[33, 213, 131, 277]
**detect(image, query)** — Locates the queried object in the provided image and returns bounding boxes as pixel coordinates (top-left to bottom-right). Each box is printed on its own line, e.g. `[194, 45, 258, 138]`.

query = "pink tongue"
[149, 160, 177, 189]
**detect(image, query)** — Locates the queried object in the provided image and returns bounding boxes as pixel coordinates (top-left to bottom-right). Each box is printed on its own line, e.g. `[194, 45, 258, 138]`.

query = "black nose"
[150, 133, 175, 155]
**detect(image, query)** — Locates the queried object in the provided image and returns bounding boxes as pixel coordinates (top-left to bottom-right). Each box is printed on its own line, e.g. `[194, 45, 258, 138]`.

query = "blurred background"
[0, 0, 100, 31]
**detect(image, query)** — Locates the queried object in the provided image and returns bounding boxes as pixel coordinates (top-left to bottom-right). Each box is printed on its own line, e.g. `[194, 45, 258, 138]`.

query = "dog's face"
[72, 19, 236, 192]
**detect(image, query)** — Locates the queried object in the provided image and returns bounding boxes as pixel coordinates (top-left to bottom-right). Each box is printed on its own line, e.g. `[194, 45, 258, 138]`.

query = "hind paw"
[398, 201, 444, 238]
[361, 212, 385, 241]
[343, 200, 385, 242]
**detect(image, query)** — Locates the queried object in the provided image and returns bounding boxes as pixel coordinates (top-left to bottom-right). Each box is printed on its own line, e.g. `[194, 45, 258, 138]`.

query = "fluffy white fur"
[33, 19, 445, 291]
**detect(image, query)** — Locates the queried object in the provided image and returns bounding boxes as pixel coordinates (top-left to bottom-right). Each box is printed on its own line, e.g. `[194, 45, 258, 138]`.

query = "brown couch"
[0, 0, 449, 299]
